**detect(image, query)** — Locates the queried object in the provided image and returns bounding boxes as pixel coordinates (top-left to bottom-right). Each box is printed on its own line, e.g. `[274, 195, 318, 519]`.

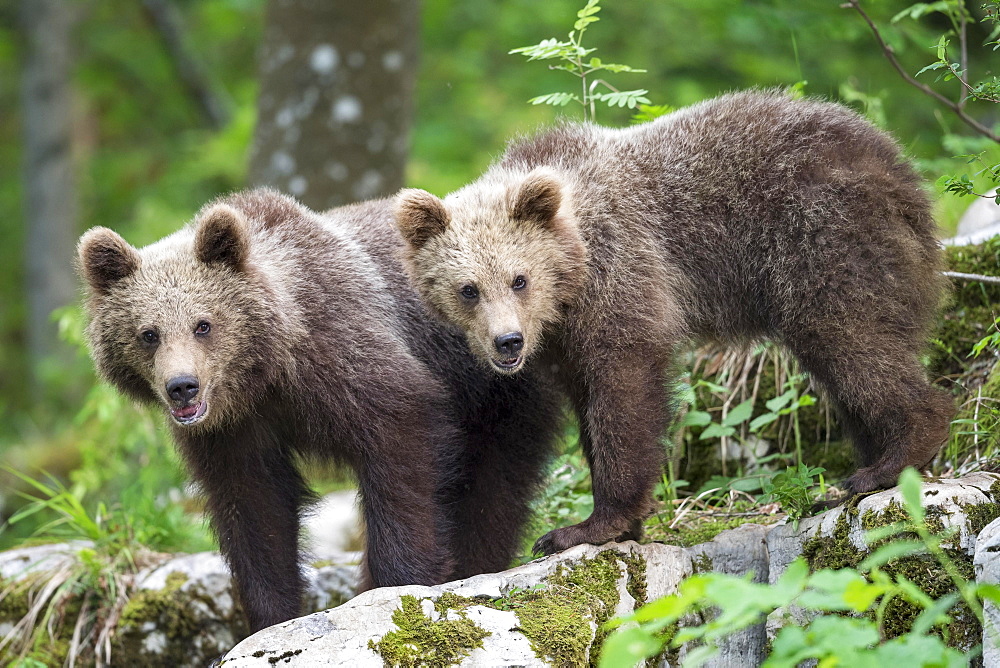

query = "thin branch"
[942, 270, 1000, 285]
[944, 58, 1000, 103]
[959, 7, 969, 107]
[842, 0, 1000, 142]
[141, 0, 230, 129]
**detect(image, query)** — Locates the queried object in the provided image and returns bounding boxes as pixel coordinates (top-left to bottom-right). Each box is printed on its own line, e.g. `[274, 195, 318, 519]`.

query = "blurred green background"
[0, 0, 998, 551]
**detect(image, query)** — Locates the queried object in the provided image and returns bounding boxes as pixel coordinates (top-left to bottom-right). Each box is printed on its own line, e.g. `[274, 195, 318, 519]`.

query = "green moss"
[646, 515, 769, 547]
[511, 590, 596, 667]
[368, 595, 490, 667]
[690, 553, 714, 574]
[378, 550, 645, 667]
[802, 506, 862, 571]
[962, 500, 1000, 535]
[620, 552, 647, 606]
[111, 570, 249, 667]
[431, 592, 474, 616]
[878, 551, 979, 647]
[0, 576, 31, 623]
[932, 237, 1000, 376]
[504, 551, 624, 667]
[117, 571, 195, 639]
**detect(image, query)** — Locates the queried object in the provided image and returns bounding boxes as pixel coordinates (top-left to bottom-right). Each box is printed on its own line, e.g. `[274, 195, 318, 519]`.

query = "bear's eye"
[512, 275, 527, 291]
[194, 321, 211, 336]
[460, 285, 479, 300]
[141, 330, 159, 345]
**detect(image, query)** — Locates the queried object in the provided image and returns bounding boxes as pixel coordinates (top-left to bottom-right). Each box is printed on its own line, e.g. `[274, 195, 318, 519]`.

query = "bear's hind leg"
[786, 332, 952, 495]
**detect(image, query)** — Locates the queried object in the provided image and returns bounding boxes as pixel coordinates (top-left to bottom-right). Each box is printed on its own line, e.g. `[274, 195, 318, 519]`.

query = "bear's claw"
[532, 517, 644, 556]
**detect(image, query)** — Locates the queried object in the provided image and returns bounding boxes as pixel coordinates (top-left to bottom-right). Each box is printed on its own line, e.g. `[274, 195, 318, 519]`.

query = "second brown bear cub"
[395, 90, 953, 555]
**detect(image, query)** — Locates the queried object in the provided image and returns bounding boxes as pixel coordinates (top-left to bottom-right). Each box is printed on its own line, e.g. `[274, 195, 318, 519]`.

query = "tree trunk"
[21, 0, 80, 373]
[248, 0, 419, 211]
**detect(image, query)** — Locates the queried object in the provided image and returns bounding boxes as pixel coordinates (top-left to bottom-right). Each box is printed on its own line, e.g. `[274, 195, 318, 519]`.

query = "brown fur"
[395, 90, 954, 555]
[77, 189, 562, 631]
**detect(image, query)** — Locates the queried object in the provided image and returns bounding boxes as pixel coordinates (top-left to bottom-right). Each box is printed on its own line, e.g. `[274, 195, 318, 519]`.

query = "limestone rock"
[974, 516, 1000, 665]
[0, 542, 360, 668]
[686, 524, 771, 667]
[0, 541, 90, 581]
[220, 541, 692, 667]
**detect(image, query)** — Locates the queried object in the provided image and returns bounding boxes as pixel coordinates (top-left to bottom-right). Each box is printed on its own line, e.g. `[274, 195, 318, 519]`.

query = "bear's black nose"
[494, 332, 524, 357]
[166, 375, 200, 403]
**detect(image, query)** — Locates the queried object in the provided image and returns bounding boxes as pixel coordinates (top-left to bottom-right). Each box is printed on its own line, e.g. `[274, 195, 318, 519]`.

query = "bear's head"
[394, 167, 588, 374]
[78, 203, 286, 430]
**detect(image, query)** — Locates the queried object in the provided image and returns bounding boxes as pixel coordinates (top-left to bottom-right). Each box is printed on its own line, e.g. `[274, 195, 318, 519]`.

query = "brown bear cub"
[395, 90, 953, 556]
[77, 189, 562, 631]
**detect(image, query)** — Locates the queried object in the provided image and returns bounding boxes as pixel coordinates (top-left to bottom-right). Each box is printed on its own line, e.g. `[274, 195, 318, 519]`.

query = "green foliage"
[0, 470, 149, 666]
[970, 315, 1000, 358]
[599, 469, 989, 667]
[887, 0, 1000, 201]
[509, 1, 652, 121]
[759, 463, 826, 527]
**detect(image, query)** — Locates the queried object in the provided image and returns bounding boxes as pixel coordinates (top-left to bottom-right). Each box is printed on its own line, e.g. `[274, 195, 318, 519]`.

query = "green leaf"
[527, 92, 579, 107]
[976, 582, 1000, 605]
[797, 569, 884, 612]
[598, 63, 648, 73]
[722, 399, 754, 427]
[696, 379, 729, 393]
[700, 422, 736, 440]
[765, 389, 796, 413]
[749, 413, 779, 433]
[795, 394, 817, 408]
[680, 410, 712, 428]
[859, 540, 926, 571]
[680, 644, 719, 668]
[891, 1, 952, 23]
[910, 591, 959, 635]
[594, 89, 652, 109]
[597, 626, 662, 668]
[898, 468, 925, 523]
[577, 0, 601, 18]
[630, 104, 674, 124]
[863, 521, 912, 545]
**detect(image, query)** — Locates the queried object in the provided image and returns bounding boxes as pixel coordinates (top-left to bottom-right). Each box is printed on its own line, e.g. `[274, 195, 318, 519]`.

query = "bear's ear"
[394, 189, 450, 249]
[77, 227, 141, 295]
[194, 204, 249, 271]
[512, 168, 563, 229]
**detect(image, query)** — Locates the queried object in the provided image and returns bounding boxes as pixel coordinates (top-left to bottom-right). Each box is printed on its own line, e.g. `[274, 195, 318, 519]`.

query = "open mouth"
[169, 400, 208, 425]
[491, 356, 524, 372]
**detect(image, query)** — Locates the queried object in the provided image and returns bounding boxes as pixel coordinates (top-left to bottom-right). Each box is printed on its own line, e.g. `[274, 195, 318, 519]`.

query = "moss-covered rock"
[367, 595, 490, 667]
[221, 542, 690, 667]
[932, 236, 1000, 377]
[772, 473, 1000, 651]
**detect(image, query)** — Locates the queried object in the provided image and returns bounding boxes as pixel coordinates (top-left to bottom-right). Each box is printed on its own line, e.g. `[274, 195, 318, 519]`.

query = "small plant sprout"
[509, 0, 651, 122]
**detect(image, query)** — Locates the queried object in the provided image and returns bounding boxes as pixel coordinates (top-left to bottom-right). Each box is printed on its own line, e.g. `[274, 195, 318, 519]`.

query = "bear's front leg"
[180, 427, 309, 632]
[534, 349, 669, 555]
[354, 417, 455, 590]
